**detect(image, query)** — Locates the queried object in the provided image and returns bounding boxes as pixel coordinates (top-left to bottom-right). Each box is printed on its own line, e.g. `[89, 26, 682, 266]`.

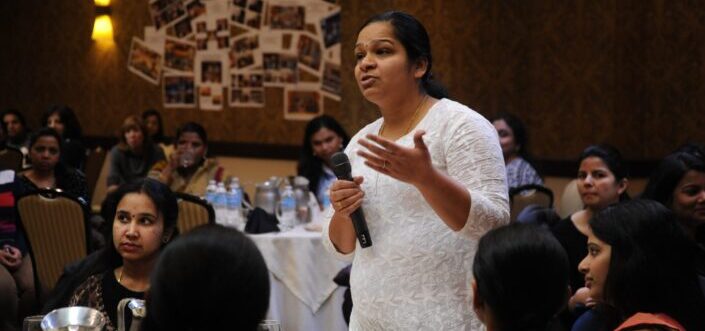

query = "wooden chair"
[509, 184, 554, 222]
[84, 147, 106, 199]
[0, 146, 24, 172]
[557, 179, 583, 218]
[175, 192, 215, 234]
[16, 189, 90, 295]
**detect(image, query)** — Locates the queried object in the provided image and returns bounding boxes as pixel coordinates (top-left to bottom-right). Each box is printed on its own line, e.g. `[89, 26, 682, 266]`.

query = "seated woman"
[0, 170, 35, 330]
[141, 109, 173, 158]
[43, 178, 177, 331]
[472, 223, 570, 331]
[16, 128, 88, 204]
[1, 109, 30, 151]
[490, 112, 543, 189]
[296, 115, 349, 208]
[550, 144, 629, 324]
[578, 199, 705, 330]
[140, 225, 269, 331]
[107, 116, 165, 194]
[149, 122, 227, 197]
[42, 105, 87, 171]
[642, 144, 705, 244]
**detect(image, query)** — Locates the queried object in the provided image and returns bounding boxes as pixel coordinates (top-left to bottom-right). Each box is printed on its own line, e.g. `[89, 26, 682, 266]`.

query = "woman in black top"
[17, 128, 88, 204]
[42, 105, 87, 171]
[551, 144, 629, 315]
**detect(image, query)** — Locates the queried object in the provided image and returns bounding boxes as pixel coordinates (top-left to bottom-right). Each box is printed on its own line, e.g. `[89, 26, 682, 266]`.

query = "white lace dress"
[322, 99, 509, 330]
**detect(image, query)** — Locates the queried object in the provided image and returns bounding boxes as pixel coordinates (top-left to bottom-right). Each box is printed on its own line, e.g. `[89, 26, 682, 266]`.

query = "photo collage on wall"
[127, 0, 340, 120]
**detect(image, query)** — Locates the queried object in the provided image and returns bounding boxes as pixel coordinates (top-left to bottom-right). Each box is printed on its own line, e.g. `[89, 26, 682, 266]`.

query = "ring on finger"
[382, 160, 388, 169]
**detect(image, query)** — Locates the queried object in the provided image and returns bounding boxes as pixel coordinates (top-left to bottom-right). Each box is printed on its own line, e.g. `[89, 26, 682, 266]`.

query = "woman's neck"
[118, 258, 156, 292]
[504, 154, 518, 165]
[26, 169, 56, 187]
[378, 92, 426, 127]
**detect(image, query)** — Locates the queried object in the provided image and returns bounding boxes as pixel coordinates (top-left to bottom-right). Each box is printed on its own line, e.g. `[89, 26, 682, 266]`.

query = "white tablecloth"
[249, 226, 348, 331]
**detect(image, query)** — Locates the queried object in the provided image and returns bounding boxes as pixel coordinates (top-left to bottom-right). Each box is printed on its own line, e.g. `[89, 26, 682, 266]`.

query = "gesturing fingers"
[364, 134, 402, 155]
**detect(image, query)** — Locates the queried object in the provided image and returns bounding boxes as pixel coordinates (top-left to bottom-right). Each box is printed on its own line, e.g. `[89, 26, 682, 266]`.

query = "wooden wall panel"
[1, 0, 704, 162]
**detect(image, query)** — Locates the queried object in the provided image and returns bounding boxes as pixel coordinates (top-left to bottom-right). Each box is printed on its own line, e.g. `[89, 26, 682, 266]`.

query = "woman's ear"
[413, 58, 428, 79]
[617, 178, 629, 195]
[162, 228, 175, 243]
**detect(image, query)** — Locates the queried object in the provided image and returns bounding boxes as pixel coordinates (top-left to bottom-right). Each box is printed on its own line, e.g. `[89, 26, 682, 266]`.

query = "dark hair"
[28, 127, 62, 152]
[642, 144, 705, 208]
[297, 115, 349, 197]
[142, 109, 166, 144]
[100, 178, 179, 268]
[473, 223, 569, 331]
[42, 105, 83, 140]
[359, 11, 448, 99]
[175, 121, 208, 146]
[489, 112, 531, 160]
[590, 199, 705, 330]
[141, 225, 269, 331]
[578, 144, 629, 201]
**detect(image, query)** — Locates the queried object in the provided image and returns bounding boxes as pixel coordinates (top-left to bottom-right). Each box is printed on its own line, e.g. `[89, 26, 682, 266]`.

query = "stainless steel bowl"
[41, 306, 106, 331]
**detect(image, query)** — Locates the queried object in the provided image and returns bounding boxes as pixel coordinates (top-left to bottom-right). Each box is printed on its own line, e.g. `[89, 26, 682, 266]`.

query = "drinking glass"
[258, 319, 282, 331]
[22, 315, 44, 331]
[179, 150, 195, 168]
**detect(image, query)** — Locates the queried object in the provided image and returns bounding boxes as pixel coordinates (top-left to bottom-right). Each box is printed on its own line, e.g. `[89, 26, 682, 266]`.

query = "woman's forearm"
[414, 168, 471, 231]
[328, 212, 357, 254]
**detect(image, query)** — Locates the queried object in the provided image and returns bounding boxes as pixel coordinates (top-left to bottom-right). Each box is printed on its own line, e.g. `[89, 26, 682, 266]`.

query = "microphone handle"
[351, 209, 372, 248]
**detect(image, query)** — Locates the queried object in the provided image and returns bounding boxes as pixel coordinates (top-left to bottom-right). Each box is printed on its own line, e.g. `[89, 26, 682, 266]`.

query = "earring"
[162, 237, 169, 243]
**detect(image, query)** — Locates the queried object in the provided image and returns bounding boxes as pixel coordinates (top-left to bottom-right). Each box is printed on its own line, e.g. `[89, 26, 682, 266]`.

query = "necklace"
[379, 95, 428, 138]
[117, 268, 124, 284]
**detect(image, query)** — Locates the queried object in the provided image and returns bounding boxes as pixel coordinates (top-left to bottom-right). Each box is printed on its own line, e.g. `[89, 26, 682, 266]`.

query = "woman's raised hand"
[358, 130, 434, 186]
[329, 176, 365, 217]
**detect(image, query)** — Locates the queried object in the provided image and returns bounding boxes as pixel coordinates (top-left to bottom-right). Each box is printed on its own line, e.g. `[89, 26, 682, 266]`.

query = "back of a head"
[473, 223, 569, 331]
[142, 225, 269, 331]
[590, 199, 705, 330]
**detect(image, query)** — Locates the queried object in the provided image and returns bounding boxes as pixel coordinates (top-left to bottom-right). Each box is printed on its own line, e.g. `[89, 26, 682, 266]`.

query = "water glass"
[258, 319, 282, 331]
[22, 315, 44, 331]
[179, 150, 195, 168]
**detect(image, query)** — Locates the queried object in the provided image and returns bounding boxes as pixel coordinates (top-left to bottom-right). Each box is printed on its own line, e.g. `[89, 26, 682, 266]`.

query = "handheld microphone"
[330, 152, 372, 248]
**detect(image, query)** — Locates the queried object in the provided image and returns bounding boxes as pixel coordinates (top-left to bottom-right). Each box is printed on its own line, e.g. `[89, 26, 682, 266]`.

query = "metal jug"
[255, 180, 280, 215]
[117, 298, 145, 331]
[292, 176, 311, 223]
[41, 307, 105, 331]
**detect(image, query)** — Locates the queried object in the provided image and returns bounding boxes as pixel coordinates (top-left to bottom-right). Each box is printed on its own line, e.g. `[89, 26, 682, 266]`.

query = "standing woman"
[323, 11, 509, 329]
[42, 105, 87, 171]
[489, 112, 543, 189]
[107, 116, 165, 194]
[297, 115, 350, 208]
[551, 144, 629, 318]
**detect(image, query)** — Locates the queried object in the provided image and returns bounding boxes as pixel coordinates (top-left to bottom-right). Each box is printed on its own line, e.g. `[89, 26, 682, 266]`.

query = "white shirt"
[322, 99, 509, 330]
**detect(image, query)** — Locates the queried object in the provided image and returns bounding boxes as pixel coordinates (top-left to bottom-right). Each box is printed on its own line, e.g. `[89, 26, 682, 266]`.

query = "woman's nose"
[578, 256, 589, 274]
[360, 55, 375, 71]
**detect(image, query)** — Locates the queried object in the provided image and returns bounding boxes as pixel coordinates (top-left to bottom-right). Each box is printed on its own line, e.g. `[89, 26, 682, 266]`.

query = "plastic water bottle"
[227, 178, 243, 230]
[205, 180, 217, 204]
[214, 182, 228, 225]
[278, 185, 297, 231]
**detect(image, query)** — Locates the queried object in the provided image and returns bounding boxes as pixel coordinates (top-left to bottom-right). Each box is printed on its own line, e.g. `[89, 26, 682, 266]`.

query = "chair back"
[0, 146, 24, 172]
[176, 192, 215, 234]
[557, 179, 583, 218]
[509, 184, 554, 222]
[90, 151, 111, 213]
[84, 147, 106, 199]
[16, 189, 90, 292]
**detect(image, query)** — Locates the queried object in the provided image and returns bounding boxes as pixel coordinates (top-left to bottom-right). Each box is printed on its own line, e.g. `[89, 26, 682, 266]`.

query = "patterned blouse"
[69, 271, 144, 331]
[505, 157, 543, 189]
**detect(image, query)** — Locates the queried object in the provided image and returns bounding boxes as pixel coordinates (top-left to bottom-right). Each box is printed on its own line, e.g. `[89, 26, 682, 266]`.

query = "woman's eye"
[140, 217, 154, 225]
[355, 52, 364, 61]
[376, 48, 390, 55]
[577, 172, 587, 179]
[116, 214, 130, 223]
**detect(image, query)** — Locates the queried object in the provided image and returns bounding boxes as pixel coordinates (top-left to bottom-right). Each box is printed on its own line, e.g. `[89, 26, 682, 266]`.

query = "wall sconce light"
[92, 0, 113, 41]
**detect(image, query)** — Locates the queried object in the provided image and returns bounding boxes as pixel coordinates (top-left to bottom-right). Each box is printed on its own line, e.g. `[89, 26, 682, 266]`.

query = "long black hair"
[590, 199, 705, 330]
[642, 144, 705, 208]
[359, 11, 448, 99]
[42, 105, 83, 140]
[473, 223, 569, 331]
[142, 109, 168, 144]
[141, 225, 269, 331]
[297, 115, 349, 197]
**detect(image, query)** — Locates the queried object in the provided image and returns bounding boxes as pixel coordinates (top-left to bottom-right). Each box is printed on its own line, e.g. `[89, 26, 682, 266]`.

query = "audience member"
[490, 112, 543, 189]
[473, 223, 570, 331]
[297, 115, 350, 207]
[43, 178, 177, 331]
[149, 122, 228, 197]
[642, 143, 705, 243]
[42, 105, 86, 171]
[141, 109, 173, 157]
[550, 144, 629, 324]
[140, 225, 269, 331]
[107, 116, 165, 194]
[0, 170, 35, 330]
[578, 199, 705, 330]
[1, 109, 30, 151]
[17, 128, 88, 204]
